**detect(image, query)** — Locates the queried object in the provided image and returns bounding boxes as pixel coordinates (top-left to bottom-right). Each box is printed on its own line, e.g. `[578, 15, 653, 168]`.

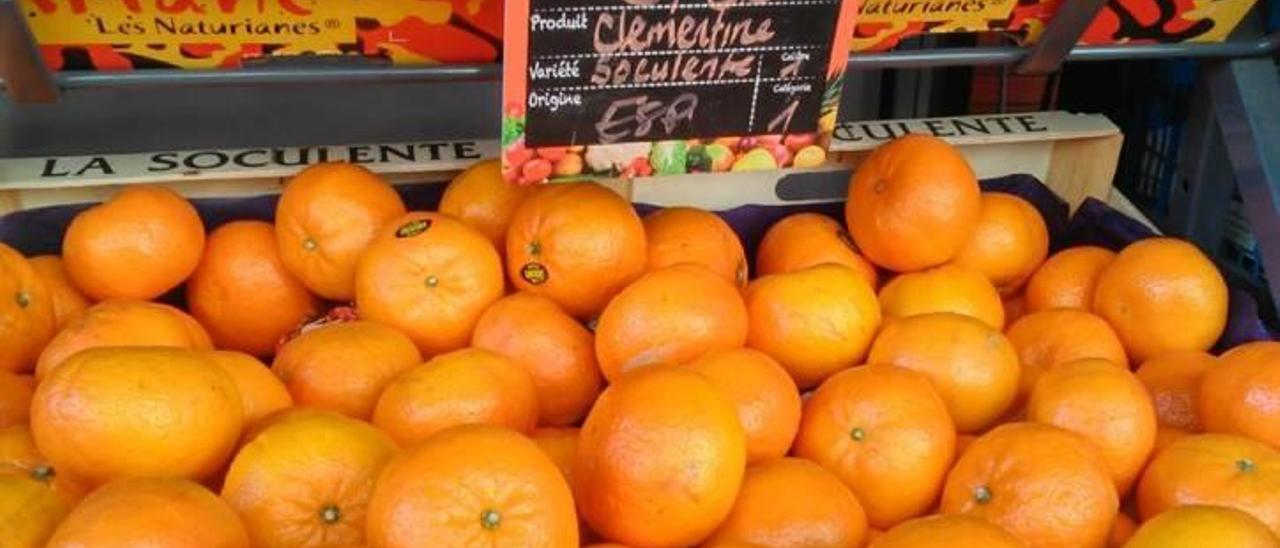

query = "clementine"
[372, 347, 538, 446]
[869, 514, 1023, 548]
[0, 243, 55, 374]
[531, 427, 579, 484]
[27, 255, 89, 330]
[0, 424, 89, 504]
[0, 473, 73, 548]
[643, 206, 748, 286]
[950, 192, 1049, 294]
[356, 212, 504, 356]
[845, 134, 981, 272]
[1093, 237, 1228, 362]
[688, 348, 802, 464]
[867, 312, 1020, 433]
[62, 186, 206, 301]
[941, 422, 1118, 548]
[878, 264, 1004, 329]
[745, 264, 881, 389]
[793, 365, 956, 528]
[505, 181, 647, 318]
[1137, 433, 1280, 535]
[221, 409, 397, 548]
[1135, 351, 1217, 431]
[272, 320, 421, 420]
[438, 158, 534, 251]
[188, 220, 321, 357]
[204, 351, 293, 429]
[0, 372, 33, 428]
[471, 292, 602, 427]
[1024, 246, 1116, 312]
[275, 162, 407, 300]
[36, 299, 212, 380]
[46, 477, 249, 548]
[756, 212, 878, 288]
[1005, 308, 1128, 405]
[707, 457, 867, 548]
[1026, 358, 1158, 493]
[366, 425, 578, 548]
[595, 264, 748, 382]
[1199, 341, 1280, 449]
[574, 366, 745, 546]
[31, 347, 242, 484]
[1126, 505, 1279, 548]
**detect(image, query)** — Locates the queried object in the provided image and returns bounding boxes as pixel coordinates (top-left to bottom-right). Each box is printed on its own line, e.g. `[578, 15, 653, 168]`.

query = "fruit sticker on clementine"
[355, 212, 504, 356]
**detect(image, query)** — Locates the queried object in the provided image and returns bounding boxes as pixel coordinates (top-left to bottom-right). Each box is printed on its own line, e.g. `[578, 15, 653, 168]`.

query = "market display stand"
[0, 1, 1277, 314]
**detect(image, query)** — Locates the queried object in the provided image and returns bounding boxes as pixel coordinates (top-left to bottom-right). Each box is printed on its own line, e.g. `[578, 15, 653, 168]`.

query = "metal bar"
[1206, 58, 1280, 319]
[0, 1, 58, 103]
[1014, 0, 1109, 75]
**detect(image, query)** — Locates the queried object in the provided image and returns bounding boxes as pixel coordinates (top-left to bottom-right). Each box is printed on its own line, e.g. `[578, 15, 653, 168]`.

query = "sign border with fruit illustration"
[502, 0, 862, 185]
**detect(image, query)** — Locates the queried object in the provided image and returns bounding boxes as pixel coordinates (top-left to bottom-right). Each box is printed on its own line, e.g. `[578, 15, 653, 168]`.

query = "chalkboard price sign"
[503, 0, 859, 184]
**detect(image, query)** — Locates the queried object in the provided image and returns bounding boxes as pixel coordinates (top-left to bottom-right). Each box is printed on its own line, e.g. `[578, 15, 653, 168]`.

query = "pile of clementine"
[0, 137, 1278, 548]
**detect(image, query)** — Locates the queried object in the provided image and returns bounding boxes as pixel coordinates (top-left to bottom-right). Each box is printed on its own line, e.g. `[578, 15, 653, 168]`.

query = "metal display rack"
[1, 1, 1278, 313]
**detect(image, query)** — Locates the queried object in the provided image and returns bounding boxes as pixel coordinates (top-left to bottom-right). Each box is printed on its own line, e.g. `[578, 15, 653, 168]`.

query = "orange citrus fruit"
[275, 162, 407, 301]
[1005, 308, 1129, 406]
[203, 351, 293, 429]
[372, 347, 539, 446]
[366, 425, 578, 547]
[706, 457, 868, 548]
[869, 514, 1023, 548]
[793, 364, 956, 528]
[0, 372, 33, 429]
[745, 264, 881, 389]
[506, 181, 647, 319]
[1127, 504, 1279, 548]
[867, 312, 1020, 433]
[62, 185, 206, 301]
[27, 255, 90, 330]
[845, 134, 981, 272]
[272, 320, 421, 420]
[1026, 358, 1158, 493]
[36, 299, 212, 380]
[0, 423, 89, 504]
[0, 473, 73, 548]
[0, 242, 56, 374]
[1136, 350, 1217, 432]
[950, 192, 1049, 294]
[940, 422, 1118, 548]
[1024, 246, 1116, 312]
[472, 292, 602, 427]
[1200, 341, 1280, 449]
[595, 264, 748, 382]
[31, 347, 242, 485]
[688, 348, 802, 464]
[1093, 237, 1228, 362]
[221, 409, 397, 548]
[46, 477, 249, 548]
[643, 206, 748, 287]
[878, 264, 1004, 330]
[1137, 433, 1280, 535]
[756, 212, 878, 288]
[188, 220, 321, 357]
[574, 366, 745, 546]
[438, 158, 534, 251]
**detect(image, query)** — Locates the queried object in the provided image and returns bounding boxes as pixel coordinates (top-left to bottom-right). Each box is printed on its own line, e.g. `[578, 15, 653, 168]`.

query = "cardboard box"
[0, 111, 1146, 228]
[853, 0, 1259, 52]
[22, 0, 502, 70]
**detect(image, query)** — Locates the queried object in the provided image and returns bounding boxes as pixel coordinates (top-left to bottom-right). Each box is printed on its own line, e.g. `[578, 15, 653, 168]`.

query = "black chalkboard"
[521, 0, 845, 148]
